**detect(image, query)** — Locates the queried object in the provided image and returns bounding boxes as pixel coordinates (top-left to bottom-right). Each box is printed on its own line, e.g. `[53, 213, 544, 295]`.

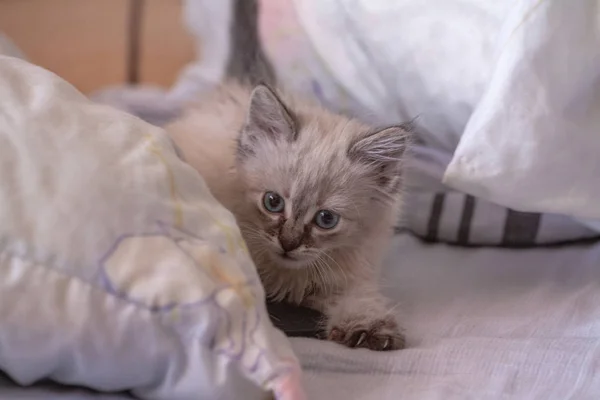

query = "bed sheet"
[292, 234, 600, 399]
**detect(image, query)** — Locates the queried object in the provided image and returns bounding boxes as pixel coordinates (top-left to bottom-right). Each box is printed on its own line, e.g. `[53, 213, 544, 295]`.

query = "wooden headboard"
[0, 0, 196, 94]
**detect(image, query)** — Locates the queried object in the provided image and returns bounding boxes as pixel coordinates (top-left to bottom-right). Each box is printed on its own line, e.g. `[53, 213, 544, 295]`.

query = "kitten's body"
[167, 82, 407, 350]
[167, 0, 407, 351]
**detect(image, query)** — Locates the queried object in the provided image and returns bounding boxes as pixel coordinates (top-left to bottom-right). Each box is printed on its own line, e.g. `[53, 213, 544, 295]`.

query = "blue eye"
[314, 210, 339, 230]
[263, 191, 285, 213]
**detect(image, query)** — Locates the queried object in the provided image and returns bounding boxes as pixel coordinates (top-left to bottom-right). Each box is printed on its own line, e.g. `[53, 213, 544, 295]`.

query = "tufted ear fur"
[347, 125, 410, 194]
[237, 84, 296, 159]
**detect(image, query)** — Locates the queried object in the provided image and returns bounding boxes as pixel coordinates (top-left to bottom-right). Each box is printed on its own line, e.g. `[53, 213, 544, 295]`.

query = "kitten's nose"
[279, 236, 301, 253]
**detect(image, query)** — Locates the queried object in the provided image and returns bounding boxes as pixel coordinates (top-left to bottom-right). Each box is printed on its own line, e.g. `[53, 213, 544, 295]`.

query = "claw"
[383, 338, 390, 350]
[355, 332, 367, 347]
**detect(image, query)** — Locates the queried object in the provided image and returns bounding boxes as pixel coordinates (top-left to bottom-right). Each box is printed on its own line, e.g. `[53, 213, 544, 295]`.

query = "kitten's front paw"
[327, 317, 405, 351]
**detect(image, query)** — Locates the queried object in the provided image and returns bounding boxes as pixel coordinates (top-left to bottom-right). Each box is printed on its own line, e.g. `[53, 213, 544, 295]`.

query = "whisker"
[312, 259, 327, 293]
[319, 250, 348, 288]
[316, 258, 331, 296]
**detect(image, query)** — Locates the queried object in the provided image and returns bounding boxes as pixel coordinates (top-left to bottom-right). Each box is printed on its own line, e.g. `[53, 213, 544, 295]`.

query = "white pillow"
[444, 0, 600, 222]
[287, 0, 510, 151]
[0, 55, 305, 400]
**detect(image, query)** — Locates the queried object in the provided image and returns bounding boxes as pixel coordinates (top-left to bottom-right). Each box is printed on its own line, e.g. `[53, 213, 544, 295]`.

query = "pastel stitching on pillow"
[144, 134, 184, 228]
[144, 134, 249, 255]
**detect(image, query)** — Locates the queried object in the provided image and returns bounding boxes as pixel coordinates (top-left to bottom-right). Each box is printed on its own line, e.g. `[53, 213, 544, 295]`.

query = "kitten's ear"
[348, 125, 410, 193]
[239, 85, 296, 157]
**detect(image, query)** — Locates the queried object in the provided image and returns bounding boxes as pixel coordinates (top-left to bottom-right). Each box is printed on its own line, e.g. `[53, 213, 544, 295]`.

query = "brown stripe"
[414, 232, 600, 249]
[425, 193, 445, 242]
[502, 209, 541, 246]
[127, 0, 144, 84]
[456, 195, 476, 245]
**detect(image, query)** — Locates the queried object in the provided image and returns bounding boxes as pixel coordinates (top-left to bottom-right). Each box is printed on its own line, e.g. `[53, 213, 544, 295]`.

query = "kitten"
[167, 82, 408, 350]
[166, 0, 409, 351]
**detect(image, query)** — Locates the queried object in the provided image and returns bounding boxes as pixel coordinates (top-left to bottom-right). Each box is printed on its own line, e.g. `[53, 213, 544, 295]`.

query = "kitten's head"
[236, 84, 409, 270]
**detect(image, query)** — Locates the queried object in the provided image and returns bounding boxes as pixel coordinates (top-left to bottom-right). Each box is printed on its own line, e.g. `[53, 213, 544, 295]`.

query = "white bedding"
[444, 0, 600, 224]
[2, 233, 598, 399]
[293, 234, 600, 399]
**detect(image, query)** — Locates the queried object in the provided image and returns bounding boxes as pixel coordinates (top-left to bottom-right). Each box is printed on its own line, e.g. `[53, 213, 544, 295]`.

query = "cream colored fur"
[167, 82, 408, 350]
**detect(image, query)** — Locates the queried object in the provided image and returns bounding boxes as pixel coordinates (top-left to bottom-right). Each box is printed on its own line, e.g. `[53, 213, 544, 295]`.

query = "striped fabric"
[400, 144, 600, 247]
[402, 191, 600, 247]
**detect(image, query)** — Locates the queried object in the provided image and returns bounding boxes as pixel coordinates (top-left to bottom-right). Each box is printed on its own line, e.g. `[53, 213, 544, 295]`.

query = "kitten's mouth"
[274, 252, 309, 269]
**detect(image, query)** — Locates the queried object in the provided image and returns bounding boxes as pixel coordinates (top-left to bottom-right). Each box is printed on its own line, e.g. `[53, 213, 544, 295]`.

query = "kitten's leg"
[316, 282, 405, 351]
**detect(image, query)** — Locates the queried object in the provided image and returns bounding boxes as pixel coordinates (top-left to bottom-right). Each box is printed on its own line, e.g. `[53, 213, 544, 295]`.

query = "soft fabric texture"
[3, 227, 600, 399]
[285, 0, 508, 148]
[406, 144, 599, 246]
[293, 233, 600, 399]
[0, 55, 305, 400]
[444, 0, 600, 225]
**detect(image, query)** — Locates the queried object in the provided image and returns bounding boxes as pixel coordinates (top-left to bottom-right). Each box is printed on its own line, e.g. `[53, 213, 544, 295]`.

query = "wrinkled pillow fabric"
[0, 55, 305, 400]
[287, 0, 510, 150]
[444, 0, 600, 223]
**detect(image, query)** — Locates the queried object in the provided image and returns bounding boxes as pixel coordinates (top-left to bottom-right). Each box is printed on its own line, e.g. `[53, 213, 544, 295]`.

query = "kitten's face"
[236, 85, 408, 270]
